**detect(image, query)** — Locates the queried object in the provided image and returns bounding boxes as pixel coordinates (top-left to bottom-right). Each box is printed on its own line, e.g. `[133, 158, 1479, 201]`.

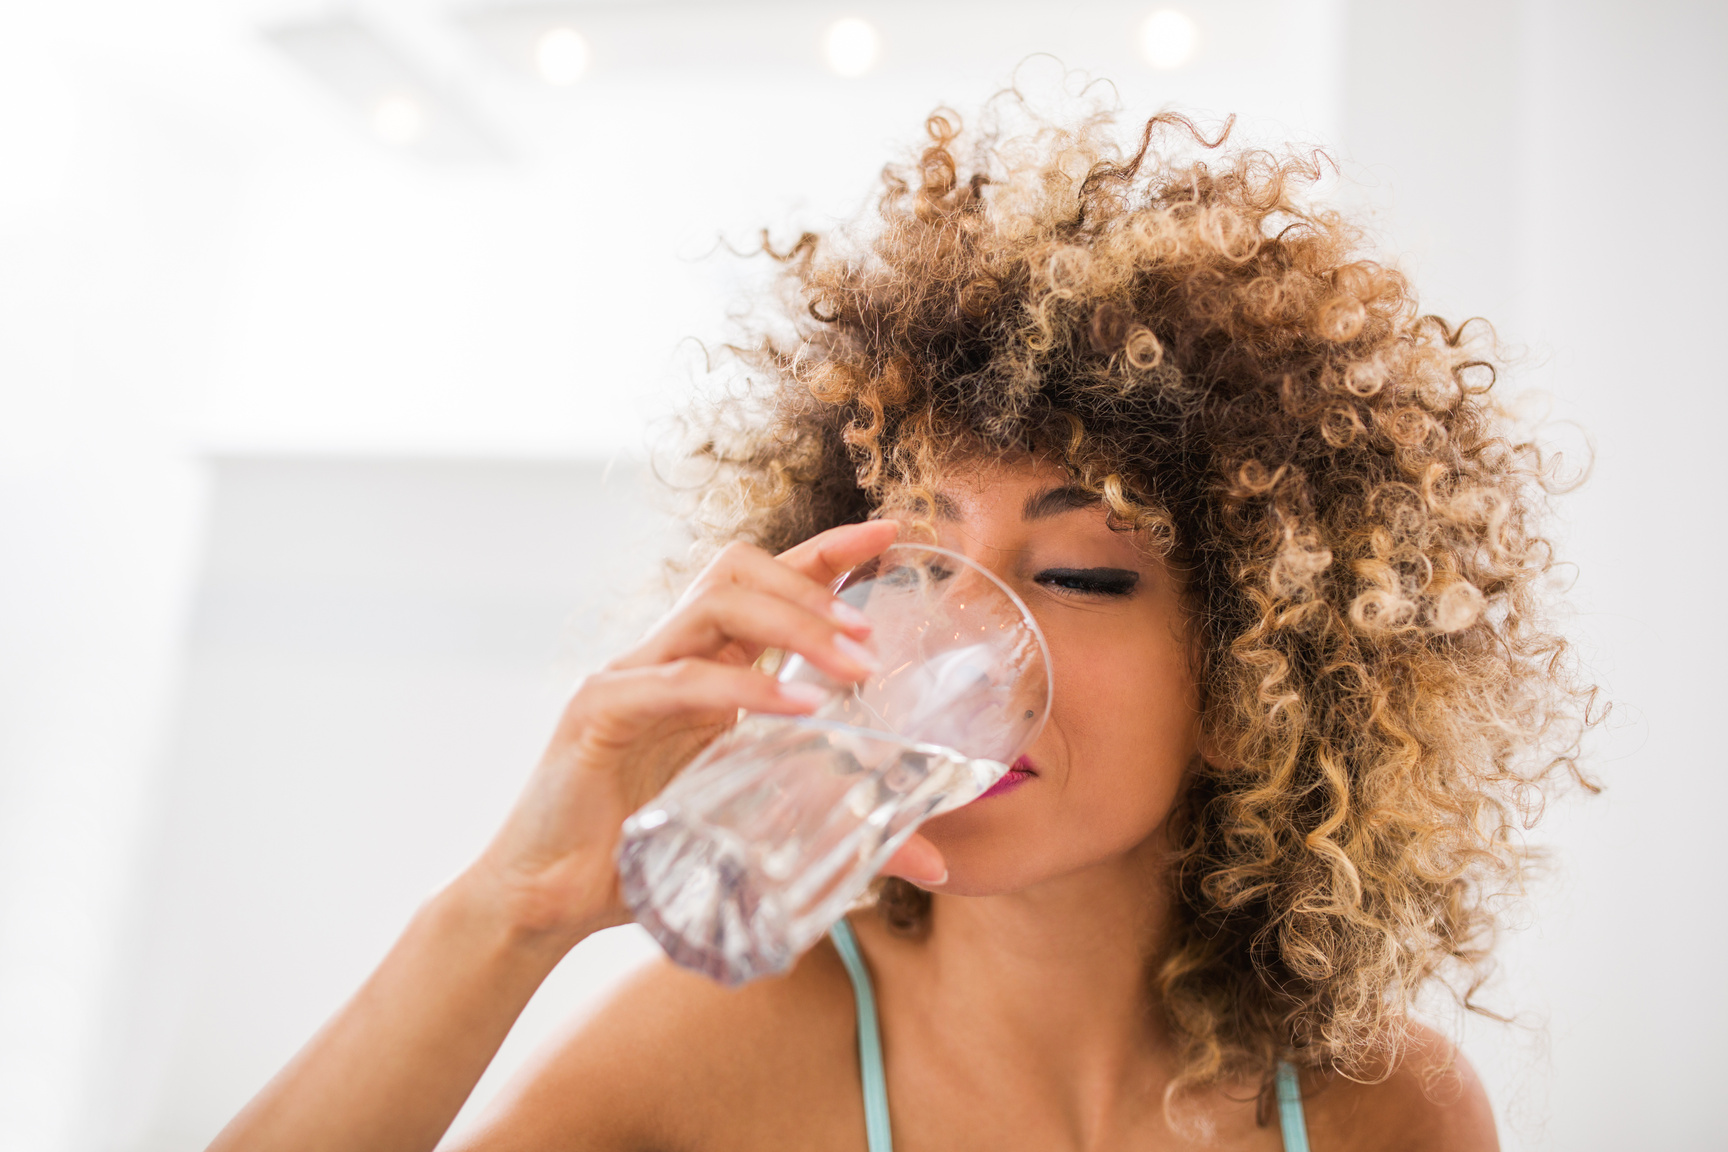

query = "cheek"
[1046, 628, 1198, 817]
[916, 613, 1201, 893]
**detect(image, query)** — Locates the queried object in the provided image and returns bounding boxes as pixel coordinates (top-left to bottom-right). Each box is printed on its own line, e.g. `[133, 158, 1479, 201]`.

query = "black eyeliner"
[1034, 567, 1141, 595]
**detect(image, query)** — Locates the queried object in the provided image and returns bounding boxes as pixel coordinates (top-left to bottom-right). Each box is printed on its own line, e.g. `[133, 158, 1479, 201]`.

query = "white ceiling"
[0, 0, 1342, 458]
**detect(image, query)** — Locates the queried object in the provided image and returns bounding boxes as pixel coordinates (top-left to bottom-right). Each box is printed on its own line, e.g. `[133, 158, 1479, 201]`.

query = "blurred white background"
[0, 1, 1722, 1149]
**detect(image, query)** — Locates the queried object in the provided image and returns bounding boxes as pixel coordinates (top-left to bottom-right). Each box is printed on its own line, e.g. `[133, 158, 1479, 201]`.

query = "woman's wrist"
[440, 853, 620, 966]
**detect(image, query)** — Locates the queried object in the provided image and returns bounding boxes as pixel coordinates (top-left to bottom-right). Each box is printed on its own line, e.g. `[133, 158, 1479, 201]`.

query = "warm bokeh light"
[1139, 8, 1199, 69]
[369, 93, 424, 144]
[534, 26, 589, 86]
[821, 17, 880, 78]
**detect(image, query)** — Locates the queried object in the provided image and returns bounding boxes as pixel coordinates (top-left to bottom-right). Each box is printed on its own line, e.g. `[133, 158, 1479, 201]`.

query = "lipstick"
[978, 755, 1037, 800]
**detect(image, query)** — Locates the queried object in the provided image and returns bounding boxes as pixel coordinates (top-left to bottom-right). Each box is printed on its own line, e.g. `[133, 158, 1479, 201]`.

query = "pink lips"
[978, 755, 1038, 800]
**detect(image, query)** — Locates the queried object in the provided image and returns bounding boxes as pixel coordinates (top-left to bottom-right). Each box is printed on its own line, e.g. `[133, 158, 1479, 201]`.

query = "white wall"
[0, 1, 1721, 1149]
[1344, 3, 1728, 1147]
[86, 458, 675, 1150]
[0, 8, 242, 1149]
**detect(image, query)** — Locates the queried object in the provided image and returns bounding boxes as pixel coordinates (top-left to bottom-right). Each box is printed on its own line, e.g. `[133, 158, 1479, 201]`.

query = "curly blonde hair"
[681, 99, 1597, 1089]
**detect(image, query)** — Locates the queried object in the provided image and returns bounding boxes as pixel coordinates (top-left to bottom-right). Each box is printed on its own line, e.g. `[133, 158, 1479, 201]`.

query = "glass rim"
[830, 540, 1054, 754]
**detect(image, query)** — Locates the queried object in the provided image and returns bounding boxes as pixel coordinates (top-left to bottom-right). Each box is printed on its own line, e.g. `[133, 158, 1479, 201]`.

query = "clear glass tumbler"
[615, 543, 1052, 985]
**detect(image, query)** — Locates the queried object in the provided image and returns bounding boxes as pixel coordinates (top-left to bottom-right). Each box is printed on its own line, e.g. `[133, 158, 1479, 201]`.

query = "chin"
[916, 794, 1170, 898]
[916, 806, 1057, 896]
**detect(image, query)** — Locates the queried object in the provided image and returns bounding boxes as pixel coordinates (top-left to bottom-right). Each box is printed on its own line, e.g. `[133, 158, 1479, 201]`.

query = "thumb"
[881, 832, 947, 887]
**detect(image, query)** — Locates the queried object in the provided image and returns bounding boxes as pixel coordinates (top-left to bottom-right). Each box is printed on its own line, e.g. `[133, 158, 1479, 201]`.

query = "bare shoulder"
[1300, 1024, 1498, 1152]
[447, 939, 863, 1152]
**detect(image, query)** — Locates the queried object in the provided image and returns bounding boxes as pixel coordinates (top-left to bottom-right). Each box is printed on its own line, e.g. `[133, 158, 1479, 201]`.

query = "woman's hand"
[455, 518, 946, 947]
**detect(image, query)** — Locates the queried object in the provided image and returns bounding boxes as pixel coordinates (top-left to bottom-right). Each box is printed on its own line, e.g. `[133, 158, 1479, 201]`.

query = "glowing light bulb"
[1139, 9, 1199, 69]
[535, 26, 589, 85]
[822, 17, 880, 78]
[370, 93, 424, 144]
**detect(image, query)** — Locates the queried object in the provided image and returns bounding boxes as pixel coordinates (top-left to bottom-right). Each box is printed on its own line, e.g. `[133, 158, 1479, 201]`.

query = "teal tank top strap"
[1275, 1059, 1312, 1152]
[829, 919, 894, 1152]
[829, 919, 1310, 1152]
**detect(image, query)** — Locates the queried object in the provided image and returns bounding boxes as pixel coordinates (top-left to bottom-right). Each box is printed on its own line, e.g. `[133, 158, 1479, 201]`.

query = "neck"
[910, 833, 1177, 1105]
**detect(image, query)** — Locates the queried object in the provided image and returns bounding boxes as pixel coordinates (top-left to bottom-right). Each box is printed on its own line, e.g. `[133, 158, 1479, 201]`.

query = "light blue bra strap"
[1275, 1060, 1312, 1152]
[829, 919, 894, 1152]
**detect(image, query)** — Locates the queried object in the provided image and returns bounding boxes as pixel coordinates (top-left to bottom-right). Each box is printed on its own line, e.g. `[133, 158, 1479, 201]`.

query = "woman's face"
[909, 456, 1202, 895]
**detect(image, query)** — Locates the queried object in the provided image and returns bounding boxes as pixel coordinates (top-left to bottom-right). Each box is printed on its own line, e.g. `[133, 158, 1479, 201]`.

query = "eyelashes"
[1033, 567, 1141, 598]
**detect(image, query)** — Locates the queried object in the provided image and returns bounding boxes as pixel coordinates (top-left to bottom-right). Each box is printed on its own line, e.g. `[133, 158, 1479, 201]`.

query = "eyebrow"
[1021, 485, 1102, 521]
[929, 485, 1102, 521]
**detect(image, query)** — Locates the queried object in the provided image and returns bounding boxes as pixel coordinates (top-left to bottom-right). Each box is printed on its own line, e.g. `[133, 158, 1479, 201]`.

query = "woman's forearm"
[206, 873, 582, 1152]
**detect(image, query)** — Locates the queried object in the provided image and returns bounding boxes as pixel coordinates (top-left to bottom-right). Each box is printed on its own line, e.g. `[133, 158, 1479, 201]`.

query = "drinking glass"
[615, 542, 1052, 985]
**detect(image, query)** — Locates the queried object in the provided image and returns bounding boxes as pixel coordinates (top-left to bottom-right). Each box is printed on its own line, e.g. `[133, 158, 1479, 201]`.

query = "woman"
[211, 105, 1593, 1151]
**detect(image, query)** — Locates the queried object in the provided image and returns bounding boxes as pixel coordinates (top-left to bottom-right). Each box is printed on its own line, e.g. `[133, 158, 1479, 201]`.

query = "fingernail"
[832, 633, 880, 673]
[777, 682, 830, 710]
[830, 599, 872, 631]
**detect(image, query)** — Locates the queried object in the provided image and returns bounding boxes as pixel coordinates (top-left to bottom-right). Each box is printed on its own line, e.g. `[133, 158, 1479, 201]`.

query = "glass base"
[616, 716, 1003, 985]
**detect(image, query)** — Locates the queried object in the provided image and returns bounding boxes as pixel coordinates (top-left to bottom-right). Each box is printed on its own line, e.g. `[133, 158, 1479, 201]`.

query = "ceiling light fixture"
[534, 26, 588, 85]
[1139, 9, 1199, 69]
[821, 17, 880, 78]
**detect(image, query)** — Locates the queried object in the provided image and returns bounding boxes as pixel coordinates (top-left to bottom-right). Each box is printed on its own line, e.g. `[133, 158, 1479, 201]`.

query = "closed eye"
[1034, 567, 1141, 597]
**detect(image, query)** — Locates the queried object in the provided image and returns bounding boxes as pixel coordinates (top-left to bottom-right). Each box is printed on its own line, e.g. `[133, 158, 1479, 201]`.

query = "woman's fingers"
[776, 519, 900, 585]
[881, 832, 947, 886]
[614, 523, 898, 676]
[700, 537, 880, 627]
[566, 658, 829, 749]
[618, 585, 878, 683]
